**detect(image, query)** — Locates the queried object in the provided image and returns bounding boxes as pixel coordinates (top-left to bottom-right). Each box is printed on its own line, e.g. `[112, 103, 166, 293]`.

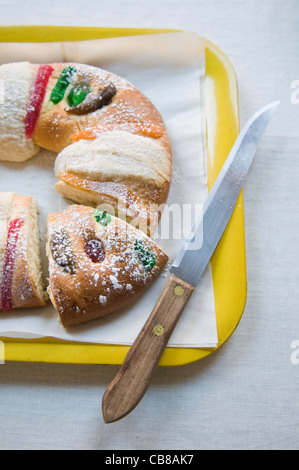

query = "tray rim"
[0, 26, 246, 366]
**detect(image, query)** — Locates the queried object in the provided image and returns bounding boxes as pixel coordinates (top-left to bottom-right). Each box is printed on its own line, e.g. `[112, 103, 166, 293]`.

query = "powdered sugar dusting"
[47, 205, 168, 323]
[0, 62, 40, 162]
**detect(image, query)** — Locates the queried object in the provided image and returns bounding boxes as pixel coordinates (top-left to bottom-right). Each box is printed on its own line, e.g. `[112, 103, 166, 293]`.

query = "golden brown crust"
[53, 130, 172, 229]
[47, 205, 169, 327]
[32, 63, 171, 156]
[31, 62, 172, 218]
[54, 172, 156, 236]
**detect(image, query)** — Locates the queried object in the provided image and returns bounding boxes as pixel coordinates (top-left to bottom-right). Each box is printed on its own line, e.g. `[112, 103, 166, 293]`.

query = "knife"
[102, 101, 279, 423]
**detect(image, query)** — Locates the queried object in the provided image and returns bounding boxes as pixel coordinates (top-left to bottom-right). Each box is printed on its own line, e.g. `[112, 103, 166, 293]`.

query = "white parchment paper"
[0, 32, 218, 347]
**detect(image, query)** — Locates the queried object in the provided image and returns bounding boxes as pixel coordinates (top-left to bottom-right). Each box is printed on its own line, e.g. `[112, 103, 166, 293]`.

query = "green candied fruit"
[67, 84, 91, 107]
[134, 240, 156, 272]
[94, 209, 112, 226]
[50, 66, 77, 104]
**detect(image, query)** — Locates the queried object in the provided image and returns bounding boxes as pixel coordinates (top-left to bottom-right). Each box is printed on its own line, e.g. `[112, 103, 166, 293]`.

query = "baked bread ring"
[0, 61, 172, 232]
[47, 205, 169, 327]
[0, 192, 48, 311]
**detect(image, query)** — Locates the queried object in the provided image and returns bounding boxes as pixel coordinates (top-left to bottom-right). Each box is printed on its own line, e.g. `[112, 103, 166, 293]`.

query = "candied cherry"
[84, 239, 106, 263]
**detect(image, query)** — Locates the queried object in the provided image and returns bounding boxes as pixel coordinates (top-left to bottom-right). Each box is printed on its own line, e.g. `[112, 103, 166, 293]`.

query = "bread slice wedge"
[0, 192, 48, 311]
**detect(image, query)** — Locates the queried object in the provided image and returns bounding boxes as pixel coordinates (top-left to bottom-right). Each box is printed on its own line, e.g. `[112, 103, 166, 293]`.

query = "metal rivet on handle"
[153, 324, 165, 337]
[173, 285, 185, 297]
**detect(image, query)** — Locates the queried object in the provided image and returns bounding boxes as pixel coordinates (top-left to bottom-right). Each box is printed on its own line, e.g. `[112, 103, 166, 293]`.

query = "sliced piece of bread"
[0, 192, 48, 311]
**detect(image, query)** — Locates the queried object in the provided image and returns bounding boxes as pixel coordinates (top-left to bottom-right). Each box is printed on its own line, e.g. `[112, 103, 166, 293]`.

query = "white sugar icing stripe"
[54, 131, 171, 188]
[0, 62, 40, 162]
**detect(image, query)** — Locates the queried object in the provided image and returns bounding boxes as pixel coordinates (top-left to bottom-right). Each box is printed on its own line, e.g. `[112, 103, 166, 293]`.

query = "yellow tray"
[0, 26, 245, 366]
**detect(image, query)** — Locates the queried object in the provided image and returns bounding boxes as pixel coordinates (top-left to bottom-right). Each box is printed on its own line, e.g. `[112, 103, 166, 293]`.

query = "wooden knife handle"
[102, 274, 194, 423]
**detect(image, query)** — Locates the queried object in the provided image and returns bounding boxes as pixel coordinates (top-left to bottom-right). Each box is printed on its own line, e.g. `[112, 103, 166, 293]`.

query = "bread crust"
[32, 63, 171, 155]
[54, 173, 156, 236]
[47, 205, 169, 327]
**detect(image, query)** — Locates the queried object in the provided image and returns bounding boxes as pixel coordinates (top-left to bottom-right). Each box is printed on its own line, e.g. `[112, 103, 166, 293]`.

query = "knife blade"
[102, 101, 279, 423]
[170, 100, 280, 286]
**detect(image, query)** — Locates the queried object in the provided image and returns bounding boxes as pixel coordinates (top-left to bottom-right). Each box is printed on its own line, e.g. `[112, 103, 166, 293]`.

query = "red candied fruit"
[0, 218, 24, 311]
[25, 64, 54, 139]
[84, 239, 106, 263]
